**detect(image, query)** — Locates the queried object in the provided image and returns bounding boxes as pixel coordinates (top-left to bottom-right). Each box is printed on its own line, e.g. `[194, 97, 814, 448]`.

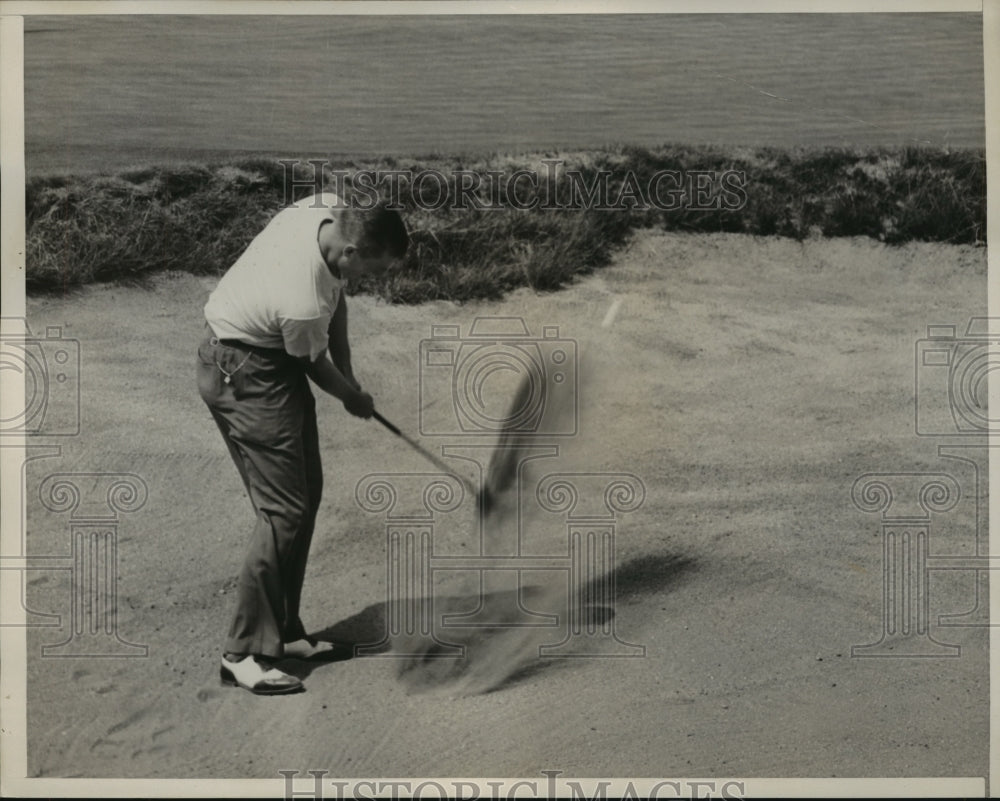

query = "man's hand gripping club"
[299, 353, 374, 419]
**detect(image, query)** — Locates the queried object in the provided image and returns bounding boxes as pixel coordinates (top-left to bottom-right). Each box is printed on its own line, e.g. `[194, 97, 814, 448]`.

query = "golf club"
[372, 410, 489, 509]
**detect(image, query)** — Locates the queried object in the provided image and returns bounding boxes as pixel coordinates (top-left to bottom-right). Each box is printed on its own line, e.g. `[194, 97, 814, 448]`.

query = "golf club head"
[476, 486, 495, 517]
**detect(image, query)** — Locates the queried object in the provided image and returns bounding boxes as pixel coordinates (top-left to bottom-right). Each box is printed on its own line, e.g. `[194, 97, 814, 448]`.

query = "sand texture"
[21, 231, 988, 779]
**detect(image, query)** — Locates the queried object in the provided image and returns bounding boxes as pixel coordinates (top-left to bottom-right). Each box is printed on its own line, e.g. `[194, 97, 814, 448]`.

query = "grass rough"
[26, 145, 985, 301]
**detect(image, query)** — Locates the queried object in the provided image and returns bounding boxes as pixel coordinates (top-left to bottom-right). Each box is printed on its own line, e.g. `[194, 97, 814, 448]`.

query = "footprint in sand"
[196, 686, 222, 702]
[106, 708, 148, 737]
[152, 725, 175, 741]
[91, 706, 183, 761]
[89, 737, 125, 752]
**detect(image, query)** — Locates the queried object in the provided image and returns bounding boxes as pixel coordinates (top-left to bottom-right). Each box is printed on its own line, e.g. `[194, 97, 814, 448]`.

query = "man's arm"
[298, 352, 373, 419]
[327, 293, 358, 390]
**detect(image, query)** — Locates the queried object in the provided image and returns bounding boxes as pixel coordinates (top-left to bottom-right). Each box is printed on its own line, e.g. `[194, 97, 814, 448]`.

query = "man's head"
[324, 202, 409, 282]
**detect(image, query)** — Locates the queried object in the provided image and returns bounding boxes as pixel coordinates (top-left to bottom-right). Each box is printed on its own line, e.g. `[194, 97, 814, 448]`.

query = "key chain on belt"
[210, 337, 252, 385]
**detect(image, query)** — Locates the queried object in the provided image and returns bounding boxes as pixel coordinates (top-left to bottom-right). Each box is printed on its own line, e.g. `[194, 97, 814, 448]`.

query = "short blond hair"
[340, 202, 408, 259]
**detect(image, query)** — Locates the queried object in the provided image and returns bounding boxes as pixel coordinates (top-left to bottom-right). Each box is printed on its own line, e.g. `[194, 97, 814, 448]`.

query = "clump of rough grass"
[612, 143, 985, 243]
[26, 164, 278, 292]
[25, 145, 985, 300]
[360, 205, 633, 304]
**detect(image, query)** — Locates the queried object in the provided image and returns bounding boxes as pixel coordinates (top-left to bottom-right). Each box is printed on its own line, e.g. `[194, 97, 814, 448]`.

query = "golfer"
[197, 191, 408, 695]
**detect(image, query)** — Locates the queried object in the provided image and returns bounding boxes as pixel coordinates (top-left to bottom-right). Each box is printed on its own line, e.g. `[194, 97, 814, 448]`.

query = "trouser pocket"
[197, 337, 237, 404]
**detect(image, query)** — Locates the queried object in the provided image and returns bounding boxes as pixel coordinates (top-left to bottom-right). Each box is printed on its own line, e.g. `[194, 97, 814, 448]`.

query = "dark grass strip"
[26, 145, 985, 300]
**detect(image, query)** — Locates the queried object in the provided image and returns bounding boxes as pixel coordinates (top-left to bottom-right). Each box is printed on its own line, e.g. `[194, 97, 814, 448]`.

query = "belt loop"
[205, 321, 220, 347]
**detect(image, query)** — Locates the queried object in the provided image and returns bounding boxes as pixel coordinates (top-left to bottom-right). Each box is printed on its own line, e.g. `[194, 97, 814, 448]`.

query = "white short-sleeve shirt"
[204, 193, 346, 361]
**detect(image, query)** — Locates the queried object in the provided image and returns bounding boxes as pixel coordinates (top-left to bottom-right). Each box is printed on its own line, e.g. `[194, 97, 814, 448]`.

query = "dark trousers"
[196, 328, 322, 658]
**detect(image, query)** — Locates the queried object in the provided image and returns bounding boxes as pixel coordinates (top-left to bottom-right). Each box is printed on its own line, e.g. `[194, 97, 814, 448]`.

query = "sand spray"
[395, 298, 627, 695]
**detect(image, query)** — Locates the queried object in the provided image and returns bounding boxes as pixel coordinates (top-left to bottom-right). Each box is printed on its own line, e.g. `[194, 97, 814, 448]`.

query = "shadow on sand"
[291, 551, 696, 693]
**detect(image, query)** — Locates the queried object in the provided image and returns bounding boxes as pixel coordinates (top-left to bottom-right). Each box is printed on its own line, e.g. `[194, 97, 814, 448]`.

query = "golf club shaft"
[372, 411, 477, 495]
